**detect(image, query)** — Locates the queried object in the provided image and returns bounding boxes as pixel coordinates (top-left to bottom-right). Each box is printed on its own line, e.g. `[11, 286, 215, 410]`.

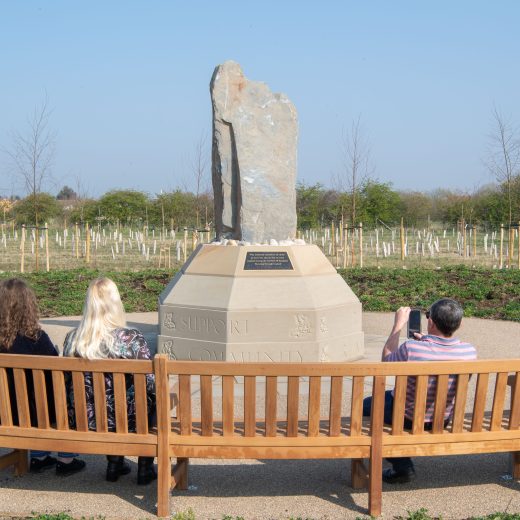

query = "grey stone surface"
[211, 60, 297, 243]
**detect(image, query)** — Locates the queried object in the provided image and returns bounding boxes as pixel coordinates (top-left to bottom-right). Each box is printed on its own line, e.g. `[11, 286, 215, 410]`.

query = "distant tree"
[486, 106, 520, 227]
[150, 190, 199, 229]
[5, 96, 56, 269]
[56, 185, 77, 200]
[398, 191, 434, 226]
[296, 182, 325, 228]
[333, 115, 374, 226]
[67, 198, 99, 224]
[472, 184, 508, 227]
[191, 133, 210, 227]
[360, 181, 401, 226]
[98, 190, 149, 224]
[13, 192, 61, 225]
[431, 189, 473, 226]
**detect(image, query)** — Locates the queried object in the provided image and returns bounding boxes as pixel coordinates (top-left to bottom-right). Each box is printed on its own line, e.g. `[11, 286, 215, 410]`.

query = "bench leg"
[0, 449, 28, 476]
[157, 448, 171, 518]
[513, 452, 520, 480]
[351, 458, 368, 489]
[172, 457, 189, 490]
[368, 450, 382, 517]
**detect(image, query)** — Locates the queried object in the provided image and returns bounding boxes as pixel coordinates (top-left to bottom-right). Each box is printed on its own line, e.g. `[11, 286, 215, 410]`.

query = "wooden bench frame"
[1, 354, 519, 518]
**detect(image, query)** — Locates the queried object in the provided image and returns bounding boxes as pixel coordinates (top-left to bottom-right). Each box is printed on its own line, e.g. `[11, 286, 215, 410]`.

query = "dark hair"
[0, 278, 41, 349]
[429, 298, 463, 336]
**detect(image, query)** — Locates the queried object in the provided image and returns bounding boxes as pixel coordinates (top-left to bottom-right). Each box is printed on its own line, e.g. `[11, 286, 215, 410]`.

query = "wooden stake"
[500, 224, 504, 269]
[20, 224, 25, 273]
[359, 223, 363, 268]
[509, 226, 514, 267]
[75, 223, 79, 260]
[86, 222, 91, 264]
[45, 223, 49, 272]
[400, 217, 405, 263]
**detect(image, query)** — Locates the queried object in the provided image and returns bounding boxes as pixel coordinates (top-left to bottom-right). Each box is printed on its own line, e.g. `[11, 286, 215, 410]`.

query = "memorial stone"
[211, 60, 297, 244]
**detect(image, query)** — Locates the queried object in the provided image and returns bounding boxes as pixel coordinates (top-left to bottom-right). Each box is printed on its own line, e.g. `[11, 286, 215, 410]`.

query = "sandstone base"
[158, 244, 364, 362]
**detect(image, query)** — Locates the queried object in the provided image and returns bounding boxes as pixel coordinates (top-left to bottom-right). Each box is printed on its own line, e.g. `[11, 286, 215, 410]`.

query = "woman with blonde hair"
[0, 278, 85, 476]
[63, 277, 156, 484]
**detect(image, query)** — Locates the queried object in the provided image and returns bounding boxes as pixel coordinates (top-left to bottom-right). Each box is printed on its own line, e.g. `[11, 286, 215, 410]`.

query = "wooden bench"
[1, 354, 519, 518]
[163, 358, 520, 517]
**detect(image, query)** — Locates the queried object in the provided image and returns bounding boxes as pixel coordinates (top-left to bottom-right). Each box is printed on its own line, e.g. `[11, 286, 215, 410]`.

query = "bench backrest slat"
[432, 375, 449, 434]
[244, 376, 256, 437]
[490, 372, 508, 431]
[200, 375, 213, 436]
[391, 375, 407, 435]
[178, 374, 192, 435]
[412, 375, 428, 434]
[13, 369, 31, 428]
[350, 376, 364, 436]
[510, 372, 520, 430]
[93, 372, 108, 432]
[32, 369, 50, 429]
[52, 370, 69, 430]
[0, 368, 13, 426]
[328, 376, 343, 437]
[451, 373, 470, 433]
[287, 376, 299, 437]
[134, 373, 149, 434]
[72, 371, 88, 432]
[113, 373, 128, 434]
[307, 376, 321, 437]
[265, 376, 277, 437]
[222, 375, 234, 436]
[471, 373, 490, 432]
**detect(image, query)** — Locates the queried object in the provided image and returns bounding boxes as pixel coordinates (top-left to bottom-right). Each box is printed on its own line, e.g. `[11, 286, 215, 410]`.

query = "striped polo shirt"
[385, 335, 477, 422]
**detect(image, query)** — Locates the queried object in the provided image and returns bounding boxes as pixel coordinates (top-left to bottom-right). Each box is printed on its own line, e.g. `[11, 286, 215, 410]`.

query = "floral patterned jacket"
[63, 327, 156, 432]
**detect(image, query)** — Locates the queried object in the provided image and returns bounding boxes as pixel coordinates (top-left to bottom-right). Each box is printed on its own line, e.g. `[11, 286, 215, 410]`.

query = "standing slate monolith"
[211, 61, 298, 244]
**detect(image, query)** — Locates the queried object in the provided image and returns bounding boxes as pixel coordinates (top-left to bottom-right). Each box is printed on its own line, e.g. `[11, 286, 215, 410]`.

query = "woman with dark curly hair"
[0, 278, 85, 476]
[63, 277, 156, 485]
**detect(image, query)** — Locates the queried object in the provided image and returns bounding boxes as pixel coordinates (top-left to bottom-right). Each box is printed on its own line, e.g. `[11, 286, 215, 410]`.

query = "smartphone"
[407, 309, 421, 339]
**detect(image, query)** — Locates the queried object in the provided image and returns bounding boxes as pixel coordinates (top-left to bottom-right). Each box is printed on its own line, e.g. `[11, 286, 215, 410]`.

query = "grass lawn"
[0, 265, 519, 321]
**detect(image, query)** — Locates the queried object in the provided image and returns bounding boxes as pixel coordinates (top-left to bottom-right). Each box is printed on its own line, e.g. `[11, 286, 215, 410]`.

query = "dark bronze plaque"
[244, 251, 294, 270]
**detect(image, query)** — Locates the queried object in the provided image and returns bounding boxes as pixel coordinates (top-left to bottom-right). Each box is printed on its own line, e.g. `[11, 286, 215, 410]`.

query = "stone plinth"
[158, 244, 364, 362]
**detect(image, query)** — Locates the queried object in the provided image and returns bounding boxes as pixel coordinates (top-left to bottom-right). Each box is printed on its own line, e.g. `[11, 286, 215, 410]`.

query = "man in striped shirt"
[363, 298, 477, 483]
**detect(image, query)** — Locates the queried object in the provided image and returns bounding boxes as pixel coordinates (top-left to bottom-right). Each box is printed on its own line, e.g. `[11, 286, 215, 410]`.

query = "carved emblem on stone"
[291, 314, 312, 337]
[162, 340, 177, 360]
[164, 312, 176, 330]
[320, 317, 329, 334]
[319, 344, 329, 362]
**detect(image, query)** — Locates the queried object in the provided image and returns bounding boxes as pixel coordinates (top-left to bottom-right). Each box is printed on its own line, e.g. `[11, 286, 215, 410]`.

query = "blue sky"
[1, 1, 519, 198]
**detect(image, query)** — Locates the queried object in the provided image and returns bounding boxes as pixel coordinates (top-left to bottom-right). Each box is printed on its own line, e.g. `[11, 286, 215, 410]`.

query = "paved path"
[0, 312, 519, 519]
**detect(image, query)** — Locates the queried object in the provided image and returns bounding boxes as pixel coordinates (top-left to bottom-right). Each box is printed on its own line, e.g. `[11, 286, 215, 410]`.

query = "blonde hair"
[68, 277, 126, 359]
